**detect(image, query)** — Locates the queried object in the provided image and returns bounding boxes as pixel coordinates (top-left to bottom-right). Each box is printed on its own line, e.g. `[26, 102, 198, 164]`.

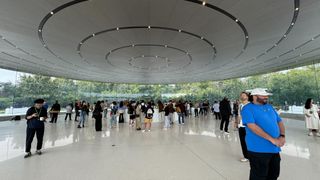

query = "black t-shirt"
[26, 106, 48, 129]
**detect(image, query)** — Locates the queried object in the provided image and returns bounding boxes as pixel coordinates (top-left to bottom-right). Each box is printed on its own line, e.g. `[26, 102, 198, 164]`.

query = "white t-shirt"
[213, 103, 220, 112]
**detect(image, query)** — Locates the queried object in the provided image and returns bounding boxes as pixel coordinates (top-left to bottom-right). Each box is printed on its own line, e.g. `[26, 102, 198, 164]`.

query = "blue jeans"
[178, 113, 185, 124]
[110, 114, 117, 128]
[79, 111, 87, 127]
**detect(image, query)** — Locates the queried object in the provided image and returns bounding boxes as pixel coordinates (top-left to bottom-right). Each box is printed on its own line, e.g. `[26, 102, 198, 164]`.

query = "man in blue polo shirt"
[241, 88, 285, 180]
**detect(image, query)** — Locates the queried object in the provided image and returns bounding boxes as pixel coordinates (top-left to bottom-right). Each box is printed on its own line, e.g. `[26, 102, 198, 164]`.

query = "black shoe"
[24, 152, 32, 158]
[36, 150, 42, 155]
[49, 121, 53, 123]
[77, 125, 81, 128]
[136, 128, 141, 131]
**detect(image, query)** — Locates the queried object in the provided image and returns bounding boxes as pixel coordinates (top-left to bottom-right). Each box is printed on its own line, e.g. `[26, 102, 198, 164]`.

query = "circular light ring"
[105, 44, 193, 73]
[37, 0, 94, 73]
[186, 0, 249, 58]
[200, 0, 300, 75]
[129, 55, 172, 71]
[77, 26, 216, 64]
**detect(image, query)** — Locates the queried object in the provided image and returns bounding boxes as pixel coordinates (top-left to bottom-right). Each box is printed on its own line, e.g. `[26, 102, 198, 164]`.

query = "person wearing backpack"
[110, 101, 118, 129]
[128, 101, 136, 127]
[135, 101, 142, 131]
[93, 101, 103, 131]
[142, 102, 154, 132]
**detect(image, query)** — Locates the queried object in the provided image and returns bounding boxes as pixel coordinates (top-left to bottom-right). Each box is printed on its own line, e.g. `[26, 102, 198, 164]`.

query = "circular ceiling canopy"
[1, 0, 320, 84]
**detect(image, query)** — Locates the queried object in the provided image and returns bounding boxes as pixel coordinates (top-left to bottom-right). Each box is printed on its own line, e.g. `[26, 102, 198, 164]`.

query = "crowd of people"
[23, 87, 320, 180]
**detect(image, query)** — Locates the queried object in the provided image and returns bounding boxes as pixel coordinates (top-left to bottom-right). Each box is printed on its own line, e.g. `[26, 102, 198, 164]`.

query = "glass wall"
[1, 62, 320, 116]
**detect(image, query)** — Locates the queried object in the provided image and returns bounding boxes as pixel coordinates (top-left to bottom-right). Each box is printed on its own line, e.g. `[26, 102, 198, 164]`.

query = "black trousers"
[248, 151, 281, 180]
[194, 109, 199, 117]
[51, 113, 58, 123]
[220, 115, 230, 132]
[65, 113, 71, 120]
[75, 110, 79, 121]
[239, 127, 248, 159]
[119, 113, 124, 123]
[25, 127, 44, 152]
[214, 112, 221, 120]
[95, 116, 102, 131]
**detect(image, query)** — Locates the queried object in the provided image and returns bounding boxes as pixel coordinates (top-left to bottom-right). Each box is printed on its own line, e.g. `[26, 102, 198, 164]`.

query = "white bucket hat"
[249, 88, 272, 96]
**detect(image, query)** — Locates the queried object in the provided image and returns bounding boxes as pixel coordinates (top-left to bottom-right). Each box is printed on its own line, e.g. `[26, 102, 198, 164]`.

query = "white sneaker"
[308, 132, 313, 136]
[240, 158, 248, 162]
[224, 131, 230, 135]
[142, 130, 146, 133]
[148, 130, 151, 132]
[163, 128, 168, 130]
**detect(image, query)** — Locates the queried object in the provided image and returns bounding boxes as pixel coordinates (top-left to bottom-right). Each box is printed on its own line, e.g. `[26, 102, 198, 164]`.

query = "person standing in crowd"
[43, 101, 49, 111]
[238, 92, 250, 162]
[158, 100, 164, 122]
[241, 88, 285, 180]
[93, 101, 103, 131]
[233, 100, 240, 130]
[78, 101, 88, 128]
[110, 101, 118, 129]
[65, 103, 72, 121]
[103, 100, 109, 119]
[135, 101, 142, 131]
[213, 101, 221, 120]
[163, 103, 171, 130]
[128, 101, 136, 127]
[199, 101, 204, 115]
[142, 102, 154, 132]
[194, 101, 199, 117]
[74, 100, 80, 122]
[219, 97, 232, 134]
[177, 101, 185, 125]
[49, 100, 60, 123]
[118, 101, 125, 123]
[303, 98, 320, 136]
[203, 100, 209, 115]
[168, 100, 175, 125]
[24, 99, 48, 158]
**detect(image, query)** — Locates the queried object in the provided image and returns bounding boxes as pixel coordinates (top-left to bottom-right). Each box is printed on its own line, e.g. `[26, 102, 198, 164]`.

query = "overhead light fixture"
[80, 42, 83, 45]
[148, 26, 151, 29]
[50, 12, 54, 15]
[235, 19, 239, 22]
[200, 37, 204, 39]
[245, 36, 249, 39]
[283, 34, 287, 38]
[132, 44, 135, 47]
[92, 34, 95, 37]
[116, 27, 119, 30]
[164, 45, 168, 48]
[291, 22, 294, 25]
[38, 29, 42, 32]
[295, 7, 299, 11]
[202, 1, 206, 6]
[178, 29, 182, 32]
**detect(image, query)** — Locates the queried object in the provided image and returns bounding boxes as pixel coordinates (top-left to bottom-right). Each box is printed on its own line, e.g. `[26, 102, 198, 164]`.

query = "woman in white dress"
[303, 98, 320, 136]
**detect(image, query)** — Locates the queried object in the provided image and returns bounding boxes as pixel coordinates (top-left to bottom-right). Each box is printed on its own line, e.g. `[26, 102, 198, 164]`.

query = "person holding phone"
[24, 99, 48, 158]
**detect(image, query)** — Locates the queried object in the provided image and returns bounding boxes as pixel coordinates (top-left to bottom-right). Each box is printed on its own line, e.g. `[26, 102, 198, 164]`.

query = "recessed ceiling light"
[246, 36, 249, 38]
[132, 44, 135, 47]
[116, 27, 119, 30]
[38, 29, 42, 32]
[164, 45, 168, 48]
[92, 34, 95, 36]
[235, 19, 239, 22]
[80, 42, 83, 45]
[311, 37, 315, 41]
[200, 37, 204, 39]
[148, 26, 151, 29]
[283, 34, 287, 38]
[295, 7, 299, 11]
[178, 29, 181, 32]
[202, 1, 206, 6]
[291, 22, 294, 25]
[50, 12, 54, 15]
[274, 44, 278, 47]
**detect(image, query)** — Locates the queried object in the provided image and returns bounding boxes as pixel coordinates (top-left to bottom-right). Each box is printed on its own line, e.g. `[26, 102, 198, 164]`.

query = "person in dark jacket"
[24, 99, 48, 158]
[219, 97, 232, 134]
[49, 100, 60, 123]
[93, 101, 103, 131]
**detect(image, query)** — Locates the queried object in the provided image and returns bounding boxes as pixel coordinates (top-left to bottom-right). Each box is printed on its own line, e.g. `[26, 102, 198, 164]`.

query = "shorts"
[144, 118, 152, 123]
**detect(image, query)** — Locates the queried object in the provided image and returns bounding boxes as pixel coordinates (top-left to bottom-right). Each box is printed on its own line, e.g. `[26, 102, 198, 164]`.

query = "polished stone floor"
[0, 114, 319, 180]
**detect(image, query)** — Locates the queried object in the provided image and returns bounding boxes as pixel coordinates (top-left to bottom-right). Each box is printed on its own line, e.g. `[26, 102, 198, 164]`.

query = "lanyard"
[34, 107, 42, 117]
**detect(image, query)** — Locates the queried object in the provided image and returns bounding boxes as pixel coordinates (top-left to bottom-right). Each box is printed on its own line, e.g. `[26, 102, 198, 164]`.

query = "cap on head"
[250, 88, 272, 96]
[34, 99, 45, 104]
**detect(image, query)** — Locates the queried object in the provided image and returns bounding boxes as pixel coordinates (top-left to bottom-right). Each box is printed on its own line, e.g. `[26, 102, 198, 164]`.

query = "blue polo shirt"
[241, 103, 282, 153]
